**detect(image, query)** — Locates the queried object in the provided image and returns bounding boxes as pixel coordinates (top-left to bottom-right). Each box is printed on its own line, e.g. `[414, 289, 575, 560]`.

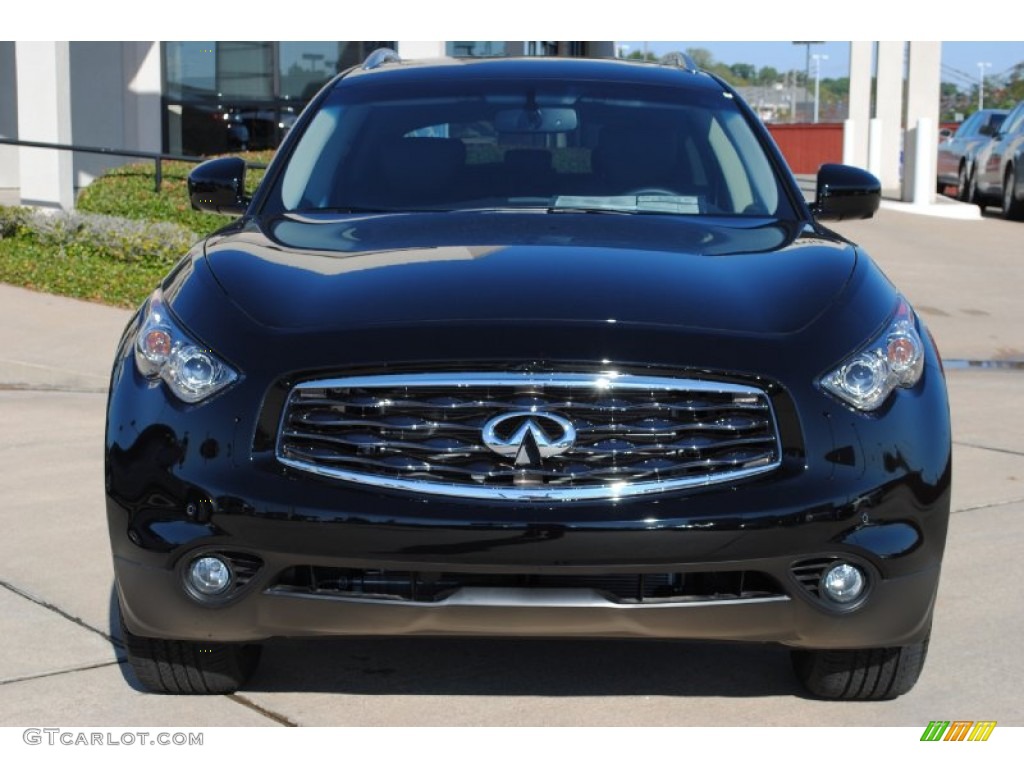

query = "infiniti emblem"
[481, 411, 577, 468]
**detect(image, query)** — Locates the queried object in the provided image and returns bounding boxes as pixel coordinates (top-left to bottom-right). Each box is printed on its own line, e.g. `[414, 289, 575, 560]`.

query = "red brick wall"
[765, 123, 844, 175]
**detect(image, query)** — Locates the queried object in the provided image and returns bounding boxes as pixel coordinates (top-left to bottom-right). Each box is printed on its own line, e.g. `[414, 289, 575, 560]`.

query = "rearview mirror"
[495, 108, 578, 133]
[812, 164, 881, 221]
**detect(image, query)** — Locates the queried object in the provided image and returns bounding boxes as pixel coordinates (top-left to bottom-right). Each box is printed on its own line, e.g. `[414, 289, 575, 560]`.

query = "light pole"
[977, 61, 991, 110]
[793, 41, 824, 93]
[812, 53, 829, 124]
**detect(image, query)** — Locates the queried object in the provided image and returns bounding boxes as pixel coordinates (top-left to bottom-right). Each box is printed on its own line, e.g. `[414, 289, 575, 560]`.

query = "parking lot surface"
[1, 206, 1021, 726]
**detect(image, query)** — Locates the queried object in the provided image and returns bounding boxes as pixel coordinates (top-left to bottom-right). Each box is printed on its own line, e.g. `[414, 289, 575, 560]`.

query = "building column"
[16, 41, 74, 209]
[875, 42, 905, 197]
[123, 42, 162, 153]
[0, 42, 19, 190]
[845, 41, 873, 169]
[902, 42, 942, 202]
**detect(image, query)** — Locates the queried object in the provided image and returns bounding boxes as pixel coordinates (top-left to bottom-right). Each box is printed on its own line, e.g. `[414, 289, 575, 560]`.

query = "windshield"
[270, 76, 792, 218]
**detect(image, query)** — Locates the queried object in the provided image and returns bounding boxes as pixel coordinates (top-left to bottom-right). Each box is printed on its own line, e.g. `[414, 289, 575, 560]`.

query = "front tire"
[1003, 166, 1024, 220]
[791, 633, 930, 700]
[121, 618, 262, 694]
[968, 169, 986, 211]
[956, 163, 970, 201]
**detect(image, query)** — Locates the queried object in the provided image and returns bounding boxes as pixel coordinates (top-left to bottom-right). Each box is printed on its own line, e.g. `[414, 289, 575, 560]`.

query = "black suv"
[106, 51, 950, 699]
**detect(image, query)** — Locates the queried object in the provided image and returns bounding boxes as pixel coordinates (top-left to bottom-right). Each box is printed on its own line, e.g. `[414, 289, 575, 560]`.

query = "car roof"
[336, 55, 724, 94]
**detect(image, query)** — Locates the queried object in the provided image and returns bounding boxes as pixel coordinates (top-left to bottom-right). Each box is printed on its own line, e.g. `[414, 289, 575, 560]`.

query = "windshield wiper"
[453, 205, 635, 215]
[294, 206, 441, 215]
[545, 206, 634, 215]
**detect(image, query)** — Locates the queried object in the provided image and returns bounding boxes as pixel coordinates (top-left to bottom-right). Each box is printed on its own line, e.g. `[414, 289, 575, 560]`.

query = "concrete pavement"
[1, 207, 1022, 725]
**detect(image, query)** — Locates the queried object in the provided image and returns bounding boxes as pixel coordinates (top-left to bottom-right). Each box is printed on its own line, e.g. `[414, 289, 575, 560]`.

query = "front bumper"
[112, 539, 942, 648]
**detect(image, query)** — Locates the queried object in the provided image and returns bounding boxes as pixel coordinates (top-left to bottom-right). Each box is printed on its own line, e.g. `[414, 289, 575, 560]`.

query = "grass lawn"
[0, 151, 273, 308]
[0, 237, 175, 308]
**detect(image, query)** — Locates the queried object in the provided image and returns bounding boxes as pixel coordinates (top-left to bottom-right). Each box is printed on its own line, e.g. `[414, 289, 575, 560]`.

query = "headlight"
[134, 289, 239, 403]
[820, 297, 925, 411]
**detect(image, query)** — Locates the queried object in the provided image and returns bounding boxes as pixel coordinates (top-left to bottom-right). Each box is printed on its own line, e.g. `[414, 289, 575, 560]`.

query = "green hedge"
[0, 150, 274, 307]
[0, 206, 198, 307]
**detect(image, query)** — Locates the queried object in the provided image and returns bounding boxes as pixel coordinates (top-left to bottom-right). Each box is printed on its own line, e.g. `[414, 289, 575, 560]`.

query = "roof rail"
[362, 47, 401, 70]
[661, 52, 699, 74]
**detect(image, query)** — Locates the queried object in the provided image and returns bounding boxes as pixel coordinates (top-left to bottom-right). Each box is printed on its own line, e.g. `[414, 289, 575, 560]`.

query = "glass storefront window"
[162, 41, 393, 155]
[279, 42, 393, 100]
[164, 42, 599, 155]
[334, 42, 394, 72]
[216, 42, 274, 100]
[279, 42, 338, 100]
[526, 42, 558, 56]
[164, 41, 217, 100]
[446, 42, 506, 57]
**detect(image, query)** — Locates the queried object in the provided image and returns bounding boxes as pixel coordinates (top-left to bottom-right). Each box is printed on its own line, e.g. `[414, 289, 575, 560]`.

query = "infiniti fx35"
[106, 50, 951, 699]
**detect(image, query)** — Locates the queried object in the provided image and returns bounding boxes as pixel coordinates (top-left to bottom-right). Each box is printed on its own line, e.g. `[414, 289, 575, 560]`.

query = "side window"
[281, 106, 341, 209]
[406, 124, 451, 139]
[402, 120, 588, 173]
[404, 121, 497, 164]
[1005, 107, 1024, 136]
[957, 112, 979, 137]
[706, 112, 779, 215]
[708, 119, 752, 213]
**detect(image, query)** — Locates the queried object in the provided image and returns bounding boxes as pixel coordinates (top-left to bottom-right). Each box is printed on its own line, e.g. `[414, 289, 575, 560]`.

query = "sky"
[617, 42, 1024, 89]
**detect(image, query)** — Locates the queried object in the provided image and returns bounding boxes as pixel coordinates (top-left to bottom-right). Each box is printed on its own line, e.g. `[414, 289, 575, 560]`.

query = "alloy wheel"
[957, 164, 970, 201]
[1003, 166, 1024, 220]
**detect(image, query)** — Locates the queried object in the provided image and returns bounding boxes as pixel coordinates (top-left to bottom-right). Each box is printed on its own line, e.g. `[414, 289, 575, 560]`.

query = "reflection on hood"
[202, 212, 854, 334]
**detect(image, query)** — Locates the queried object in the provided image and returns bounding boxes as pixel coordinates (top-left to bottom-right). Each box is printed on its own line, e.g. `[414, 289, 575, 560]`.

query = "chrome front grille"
[276, 372, 782, 501]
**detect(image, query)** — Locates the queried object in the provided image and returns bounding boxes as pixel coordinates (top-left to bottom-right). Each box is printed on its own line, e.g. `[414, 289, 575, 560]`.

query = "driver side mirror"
[188, 157, 250, 216]
[811, 164, 881, 221]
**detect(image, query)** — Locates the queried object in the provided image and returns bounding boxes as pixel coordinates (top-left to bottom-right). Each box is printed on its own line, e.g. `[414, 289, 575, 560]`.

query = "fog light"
[187, 556, 232, 596]
[820, 562, 866, 604]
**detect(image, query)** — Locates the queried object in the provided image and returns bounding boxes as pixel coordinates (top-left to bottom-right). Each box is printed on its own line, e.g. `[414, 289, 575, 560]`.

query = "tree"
[626, 50, 658, 63]
[729, 63, 756, 82]
[1003, 62, 1024, 104]
[757, 66, 780, 85]
[684, 47, 714, 70]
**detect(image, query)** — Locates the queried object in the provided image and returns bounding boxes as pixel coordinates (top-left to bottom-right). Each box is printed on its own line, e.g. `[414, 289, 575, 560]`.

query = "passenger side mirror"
[812, 164, 881, 221]
[188, 157, 249, 216]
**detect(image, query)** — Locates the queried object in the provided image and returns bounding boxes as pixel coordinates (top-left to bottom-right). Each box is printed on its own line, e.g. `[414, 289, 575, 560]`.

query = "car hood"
[202, 211, 857, 336]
